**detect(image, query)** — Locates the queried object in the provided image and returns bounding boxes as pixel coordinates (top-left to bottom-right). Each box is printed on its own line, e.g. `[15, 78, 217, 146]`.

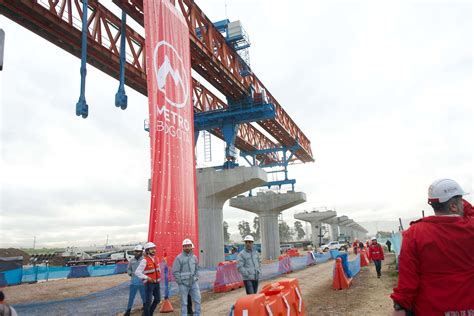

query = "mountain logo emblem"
[153, 40, 189, 109]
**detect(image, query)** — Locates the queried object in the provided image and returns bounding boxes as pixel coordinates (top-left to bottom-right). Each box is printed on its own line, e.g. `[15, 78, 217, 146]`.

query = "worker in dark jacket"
[368, 237, 384, 278]
[385, 239, 392, 253]
[391, 179, 474, 315]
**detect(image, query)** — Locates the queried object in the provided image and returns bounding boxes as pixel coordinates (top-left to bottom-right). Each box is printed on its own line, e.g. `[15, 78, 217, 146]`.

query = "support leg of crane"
[75, 0, 89, 119]
[115, 10, 128, 110]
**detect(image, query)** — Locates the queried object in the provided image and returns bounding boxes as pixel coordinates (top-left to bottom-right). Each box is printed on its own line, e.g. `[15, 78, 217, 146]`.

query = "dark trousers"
[144, 282, 160, 316]
[373, 260, 382, 276]
[387, 245, 392, 252]
[187, 294, 193, 315]
[243, 280, 259, 294]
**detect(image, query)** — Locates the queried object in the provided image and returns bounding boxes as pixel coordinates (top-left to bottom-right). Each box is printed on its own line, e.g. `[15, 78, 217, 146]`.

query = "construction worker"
[368, 237, 384, 278]
[237, 235, 261, 294]
[385, 239, 392, 253]
[124, 245, 145, 316]
[135, 242, 161, 316]
[172, 238, 201, 315]
[352, 239, 359, 254]
[391, 179, 474, 315]
[0, 290, 18, 316]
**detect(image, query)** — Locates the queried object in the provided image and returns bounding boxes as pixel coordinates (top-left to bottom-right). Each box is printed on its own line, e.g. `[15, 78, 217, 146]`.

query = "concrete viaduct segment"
[293, 210, 337, 246]
[230, 191, 307, 260]
[197, 166, 267, 267]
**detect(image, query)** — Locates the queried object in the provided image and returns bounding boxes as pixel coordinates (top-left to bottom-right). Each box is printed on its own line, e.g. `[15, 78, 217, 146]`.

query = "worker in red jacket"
[390, 178, 474, 315]
[368, 237, 384, 278]
[464, 199, 473, 219]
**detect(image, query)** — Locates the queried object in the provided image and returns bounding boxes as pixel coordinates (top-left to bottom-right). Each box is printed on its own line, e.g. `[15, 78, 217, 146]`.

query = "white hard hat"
[371, 237, 377, 240]
[144, 242, 156, 249]
[428, 179, 467, 203]
[134, 245, 143, 251]
[182, 238, 194, 247]
[243, 235, 254, 242]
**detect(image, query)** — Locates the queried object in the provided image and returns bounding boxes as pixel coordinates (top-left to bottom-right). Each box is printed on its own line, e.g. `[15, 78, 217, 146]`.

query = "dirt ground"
[124, 253, 397, 315]
[3, 253, 397, 315]
[3, 273, 129, 304]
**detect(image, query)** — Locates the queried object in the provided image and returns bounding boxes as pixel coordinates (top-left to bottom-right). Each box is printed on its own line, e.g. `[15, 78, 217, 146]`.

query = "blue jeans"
[144, 282, 160, 316]
[373, 260, 382, 276]
[179, 283, 201, 315]
[243, 280, 259, 294]
[126, 284, 145, 310]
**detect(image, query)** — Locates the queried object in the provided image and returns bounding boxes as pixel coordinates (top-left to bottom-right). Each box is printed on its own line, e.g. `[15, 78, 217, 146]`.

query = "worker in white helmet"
[368, 237, 384, 278]
[391, 179, 474, 315]
[124, 245, 145, 316]
[172, 238, 201, 315]
[236, 235, 261, 294]
[135, 242, 161, 316]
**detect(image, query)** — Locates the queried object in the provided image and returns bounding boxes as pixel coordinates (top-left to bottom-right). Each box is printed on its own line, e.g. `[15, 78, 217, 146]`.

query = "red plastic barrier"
[359, 250, 369, 267]
[213, 260, 243, 293]
[278, 255, 293, 274]
[233, 278, 305, 316]
[306, 251, 316, 266]
[287, 248, 299, 257]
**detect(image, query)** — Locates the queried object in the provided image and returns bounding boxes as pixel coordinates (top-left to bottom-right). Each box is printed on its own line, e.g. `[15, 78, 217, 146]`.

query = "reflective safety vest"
[144, 255, 161, 282]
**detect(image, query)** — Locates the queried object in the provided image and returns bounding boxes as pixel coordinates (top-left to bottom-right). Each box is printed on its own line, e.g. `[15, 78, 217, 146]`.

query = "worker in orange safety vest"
[135, 242, 161, 316]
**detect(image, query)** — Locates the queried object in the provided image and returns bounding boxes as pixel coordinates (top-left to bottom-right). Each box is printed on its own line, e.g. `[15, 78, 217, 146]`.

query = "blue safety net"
[391, 232, 402, 257]
[12, 255, 335, 315]
[347, 254, 360, 277]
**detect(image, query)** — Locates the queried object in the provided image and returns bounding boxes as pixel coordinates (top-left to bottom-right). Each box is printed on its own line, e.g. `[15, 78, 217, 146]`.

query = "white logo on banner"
[153, 40, 189, 108]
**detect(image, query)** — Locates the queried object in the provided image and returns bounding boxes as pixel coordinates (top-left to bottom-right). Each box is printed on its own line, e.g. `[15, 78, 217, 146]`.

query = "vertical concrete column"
[259, 210, 281, 260]
[197, 166, 267, 267]
[330, 225, 339, 241]
[230, 191, 307, 260]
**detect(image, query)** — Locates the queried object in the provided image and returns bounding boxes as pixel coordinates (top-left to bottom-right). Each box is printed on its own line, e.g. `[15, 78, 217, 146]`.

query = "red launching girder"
[0, 0, 313, 163]
[114, 0, 314, 162]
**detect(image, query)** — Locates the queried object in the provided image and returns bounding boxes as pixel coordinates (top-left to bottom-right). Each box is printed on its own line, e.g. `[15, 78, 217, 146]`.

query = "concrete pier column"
[294, 210, 337, 247]
[197, 166, 267, 267]
[330, 225, 339, 241]
[230, 191, 307, 260]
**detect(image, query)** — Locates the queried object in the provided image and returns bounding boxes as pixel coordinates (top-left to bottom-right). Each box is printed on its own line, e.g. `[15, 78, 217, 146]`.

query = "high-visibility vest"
[144, 255, 161, 282]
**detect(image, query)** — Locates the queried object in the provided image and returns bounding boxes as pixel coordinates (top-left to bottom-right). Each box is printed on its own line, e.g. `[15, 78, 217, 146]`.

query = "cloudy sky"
[1, 1, 472, 248]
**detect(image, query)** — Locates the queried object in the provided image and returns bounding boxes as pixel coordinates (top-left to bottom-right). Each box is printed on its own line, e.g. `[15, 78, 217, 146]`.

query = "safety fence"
[11, 252, 338, 315]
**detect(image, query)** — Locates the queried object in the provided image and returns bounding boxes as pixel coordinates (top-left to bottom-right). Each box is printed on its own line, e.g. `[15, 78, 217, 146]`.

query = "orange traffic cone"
[159, 299, 174, 313]
[333, 258, 352, 290]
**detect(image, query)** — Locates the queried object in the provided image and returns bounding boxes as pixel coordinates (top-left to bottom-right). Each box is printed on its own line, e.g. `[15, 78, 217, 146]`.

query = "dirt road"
[126, 253, 397, 315]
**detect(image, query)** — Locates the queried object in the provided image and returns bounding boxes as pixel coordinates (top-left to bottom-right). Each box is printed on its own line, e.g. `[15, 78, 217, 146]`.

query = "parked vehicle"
[319, 241, 348, 252]
[280, 244, 292, 253]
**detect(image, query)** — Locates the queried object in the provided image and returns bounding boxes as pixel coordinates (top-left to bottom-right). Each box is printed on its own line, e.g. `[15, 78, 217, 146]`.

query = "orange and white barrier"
[213, 260, 244, 293]
[233, 278, 305, 316]
[278, 254, 293, 274]
[332, 257, 352, 290]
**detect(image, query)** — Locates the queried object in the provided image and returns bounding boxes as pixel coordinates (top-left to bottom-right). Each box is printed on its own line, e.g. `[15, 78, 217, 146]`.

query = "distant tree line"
[223, 218, 306, 243]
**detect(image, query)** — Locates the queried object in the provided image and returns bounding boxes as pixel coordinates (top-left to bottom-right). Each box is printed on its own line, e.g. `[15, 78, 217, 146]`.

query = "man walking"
[135, 242, 161, 316]
[172, 238, 201, 316]
[124, 245, 145, 316]
[368, 237, 384, 278]
[391, 179, 474, 315]
[385, 239, 392, 253]
[236, 235, 261, 294]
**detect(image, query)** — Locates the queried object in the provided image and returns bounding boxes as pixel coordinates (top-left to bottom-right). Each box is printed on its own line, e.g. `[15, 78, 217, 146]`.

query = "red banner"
[143, 0, 198, 264]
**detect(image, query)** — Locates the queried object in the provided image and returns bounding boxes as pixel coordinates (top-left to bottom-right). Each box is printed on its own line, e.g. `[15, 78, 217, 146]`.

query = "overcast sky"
[1, 1, 472, 248]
